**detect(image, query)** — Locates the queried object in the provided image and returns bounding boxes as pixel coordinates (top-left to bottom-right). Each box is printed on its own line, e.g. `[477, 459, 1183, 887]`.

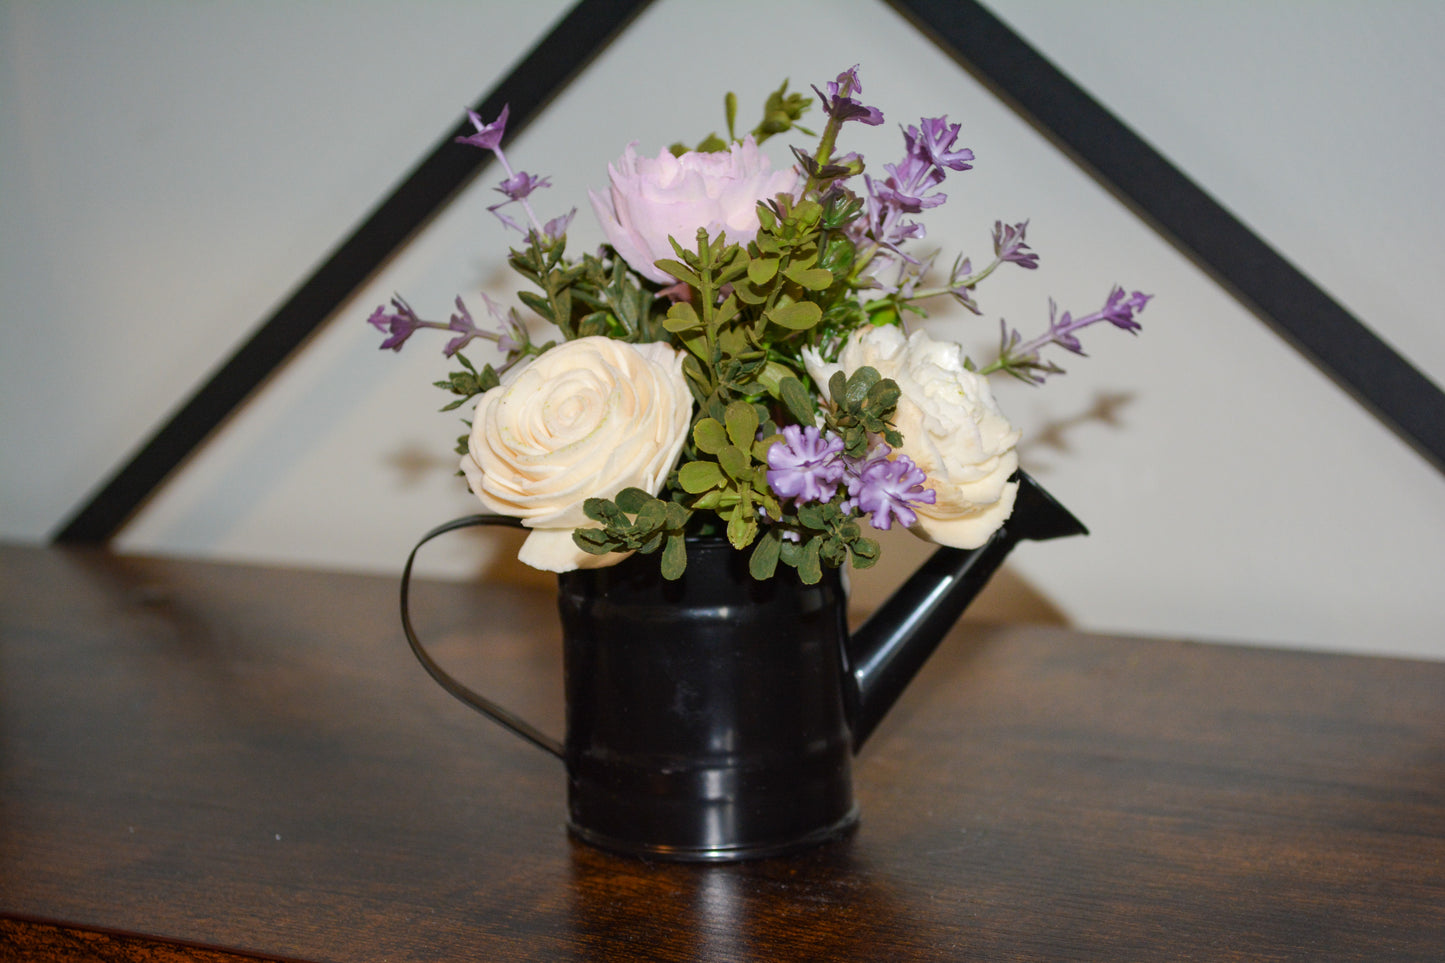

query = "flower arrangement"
[369, 66, 1148, 582]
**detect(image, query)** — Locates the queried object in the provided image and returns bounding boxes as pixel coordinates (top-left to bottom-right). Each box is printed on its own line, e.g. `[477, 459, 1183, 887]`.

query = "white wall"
[3, 0, 1443, 659]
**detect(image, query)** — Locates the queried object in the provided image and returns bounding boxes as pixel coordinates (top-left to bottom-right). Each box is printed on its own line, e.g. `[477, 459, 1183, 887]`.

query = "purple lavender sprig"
[987, 286, 1151, 384]
[848, 116, 983, 311]
[801, 66, 884, 197]
[367, 292, 531, 363]
[457, 104, 575, 240]
[367, 296, 425, 352]
[883, 221, 1039, 316]
[861, 117, 973, 253]
[911, 117, 975, 173]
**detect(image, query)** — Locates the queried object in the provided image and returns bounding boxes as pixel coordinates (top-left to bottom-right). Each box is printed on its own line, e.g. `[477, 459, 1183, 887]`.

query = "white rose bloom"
[804, 326, 1021, 549]
[461, 336, 692, 572]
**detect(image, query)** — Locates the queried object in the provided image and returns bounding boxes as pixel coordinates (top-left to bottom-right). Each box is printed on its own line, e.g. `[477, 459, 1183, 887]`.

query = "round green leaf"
[678, 460, 724, 493]
[693, 418, 728, 454]
[767, 300, 822, 330]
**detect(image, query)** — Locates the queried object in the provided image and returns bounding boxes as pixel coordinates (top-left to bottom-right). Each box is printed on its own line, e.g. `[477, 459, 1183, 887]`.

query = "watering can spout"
[844, 471, 1086, 749]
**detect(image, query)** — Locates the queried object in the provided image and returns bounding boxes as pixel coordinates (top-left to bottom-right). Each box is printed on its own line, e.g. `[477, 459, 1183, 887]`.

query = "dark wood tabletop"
[1, 542, 1442, 962]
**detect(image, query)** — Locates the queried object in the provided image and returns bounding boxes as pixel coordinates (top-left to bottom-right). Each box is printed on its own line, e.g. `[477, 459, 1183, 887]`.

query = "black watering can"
[400, 471, 1085, 861]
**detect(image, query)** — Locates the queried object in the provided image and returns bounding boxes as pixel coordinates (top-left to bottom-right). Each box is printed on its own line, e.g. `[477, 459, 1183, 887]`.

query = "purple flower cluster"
[863, 117, 974, 256]
[766, 425, 846, 503]
[457, 104, 575, 239]
[846, 451, 935, 531]
[766, 426, 936, 531]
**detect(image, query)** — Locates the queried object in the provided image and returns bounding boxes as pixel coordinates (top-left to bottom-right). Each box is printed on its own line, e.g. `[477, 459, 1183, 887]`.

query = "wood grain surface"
[1, 543, 1442, 961]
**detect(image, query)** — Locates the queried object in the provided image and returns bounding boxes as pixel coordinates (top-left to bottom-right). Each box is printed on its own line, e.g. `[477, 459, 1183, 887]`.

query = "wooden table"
[1, 543, 1442, 961]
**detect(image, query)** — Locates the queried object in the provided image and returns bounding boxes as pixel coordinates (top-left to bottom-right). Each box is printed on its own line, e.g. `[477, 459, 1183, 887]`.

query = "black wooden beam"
[889, 0, 1445, 476]
[54, 0, 656, 543]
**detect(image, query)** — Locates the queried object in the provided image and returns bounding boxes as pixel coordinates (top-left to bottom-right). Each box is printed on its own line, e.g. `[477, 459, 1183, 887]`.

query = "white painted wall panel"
[4, 1, 1442, 659]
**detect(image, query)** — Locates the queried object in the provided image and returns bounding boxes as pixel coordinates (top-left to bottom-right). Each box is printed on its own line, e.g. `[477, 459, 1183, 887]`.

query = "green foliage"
[822, 366, 902, 457]
[746, 498, 881, 585]
[434, 353, 500, 411]
[508, 233, 666, 344]
[678, 401, 780, 552]
[671, 80, 814, 155]
[751, 79, 814, 144]
[573, 488, 692, 580]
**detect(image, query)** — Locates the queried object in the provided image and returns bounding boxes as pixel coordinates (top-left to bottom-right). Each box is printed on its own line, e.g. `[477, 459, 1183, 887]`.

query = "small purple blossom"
[487, 171, 553, 233]
[845, 448, 936, 531]
[992, 220, 1039, 269]
[495, 170, 550, 203]
[442, 292, 528, 358]
[910, 117, 974, 172]
[871, 155, 946, 214]
[812, 65, 884, 126]
[869, 119, 973, 215]
[790, 146, 864, 181]
[897, 223, 1034, 316]
[543, 208, 578, 239]
[1100, 286, 1151, 332]
[477, 292, 527, 356]
[456, 104, 509, 151]
[765, 428, 937, 531]
[368, 296, 423, 352]
[861, 186, 927, 257]
[767, 425, 846, 504]
[444, 297, 478, 356]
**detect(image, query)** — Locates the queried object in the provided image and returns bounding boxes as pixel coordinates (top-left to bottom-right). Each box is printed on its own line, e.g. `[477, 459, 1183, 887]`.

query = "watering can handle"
[399, 514, 565, 760]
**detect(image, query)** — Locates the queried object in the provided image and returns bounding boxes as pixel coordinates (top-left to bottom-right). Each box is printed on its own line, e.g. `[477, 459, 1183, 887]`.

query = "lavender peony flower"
[588, 138, 801, 285]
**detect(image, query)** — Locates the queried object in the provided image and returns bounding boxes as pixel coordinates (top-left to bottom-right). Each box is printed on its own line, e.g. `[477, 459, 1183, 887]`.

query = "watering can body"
[400, 471, 1086, 861]
[559, 539, 856, 859]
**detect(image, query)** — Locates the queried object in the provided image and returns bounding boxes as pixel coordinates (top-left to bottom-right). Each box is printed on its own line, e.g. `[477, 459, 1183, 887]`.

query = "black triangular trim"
[890, 0, 1445, 474]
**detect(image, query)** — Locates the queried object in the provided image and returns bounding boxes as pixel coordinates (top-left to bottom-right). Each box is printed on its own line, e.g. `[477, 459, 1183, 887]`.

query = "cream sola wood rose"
[588, 137, 801, 284]
[805, 326, 1022, 550]
[460, 337, 692, 572]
